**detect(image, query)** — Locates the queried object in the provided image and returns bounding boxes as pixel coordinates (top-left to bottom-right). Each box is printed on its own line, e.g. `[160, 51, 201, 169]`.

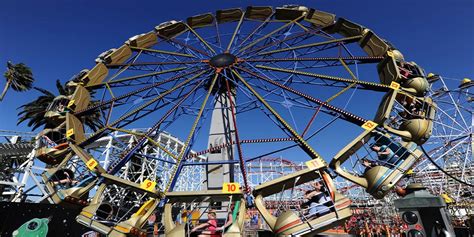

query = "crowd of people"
[342, 210, 409, 237]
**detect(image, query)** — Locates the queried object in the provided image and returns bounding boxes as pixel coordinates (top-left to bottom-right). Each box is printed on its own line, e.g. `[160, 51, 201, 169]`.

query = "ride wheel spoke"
[106, 60, 204, 68]
[186, 137, 299, 159]
[254, 64, 390, 91]
[108, 80, 205, 174]
[239, 31, 312, 57]
[226, 13, 246, 51]
[76, 68, 206, 115]
[77, 70, 209, 147]
[234, 16, 272, 50]
[92, 67, 188, 89]
[236, 66, 370, 126]
[214, 20, 222, 48]
[231, 69, 325, 162]
[104, 50, 144, 82]
[245, 56, 383, 64]
[165, 73, 220, 192]
[299, 58, 361, 138]
[129, 46, 196, 58]
[324, 58, 360, 101]
[223, 78, 250, 193]
[257, 35, 363, 56]
[158, 34, 211, 58]
[185, 24, 216, 55]
[238, 15, 306, 53]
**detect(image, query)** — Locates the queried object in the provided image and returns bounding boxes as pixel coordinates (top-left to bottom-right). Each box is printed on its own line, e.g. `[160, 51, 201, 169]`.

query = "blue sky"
[1, 0, 472, 131]
[0, 0, 472, 163]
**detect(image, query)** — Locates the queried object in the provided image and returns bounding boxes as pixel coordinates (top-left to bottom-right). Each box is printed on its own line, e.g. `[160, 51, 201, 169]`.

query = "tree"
[17, 80, 103, 131]
[1, 61, 34, 101]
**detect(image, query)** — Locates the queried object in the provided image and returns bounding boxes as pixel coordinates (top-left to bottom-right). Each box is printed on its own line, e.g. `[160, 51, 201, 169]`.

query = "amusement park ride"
[0, 4, 472, 237]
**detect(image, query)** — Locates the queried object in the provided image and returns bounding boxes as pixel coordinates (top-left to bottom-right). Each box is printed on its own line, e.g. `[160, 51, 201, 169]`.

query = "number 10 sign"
[222, 182, 240, 194]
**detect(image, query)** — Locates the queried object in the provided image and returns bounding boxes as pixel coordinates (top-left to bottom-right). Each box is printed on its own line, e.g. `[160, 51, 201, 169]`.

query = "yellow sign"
[86, 158, 98, 170]
[305, 159, 323, 170]
[361, 120, 378, 131]
[66, 128, 74, 138]
[140, 179, 157, 192]
[387, 51, 394, 57]
[67, 99, 75, 108]
[441, 193, 454, 204]
[389, 81, 400, 90]
[222, 182, 240, 194]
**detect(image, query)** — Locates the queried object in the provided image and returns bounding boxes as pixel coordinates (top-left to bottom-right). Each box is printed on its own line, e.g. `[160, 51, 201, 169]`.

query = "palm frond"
[17, 81, 102, 132]
[56, 79, 68, 96]
[4, 62, 34, 92]
[32, 87, 55, 97]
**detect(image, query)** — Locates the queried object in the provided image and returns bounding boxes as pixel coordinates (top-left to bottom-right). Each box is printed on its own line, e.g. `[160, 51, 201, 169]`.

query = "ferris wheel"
[30, 5, 437, 236]
[413, 75, 473, 201]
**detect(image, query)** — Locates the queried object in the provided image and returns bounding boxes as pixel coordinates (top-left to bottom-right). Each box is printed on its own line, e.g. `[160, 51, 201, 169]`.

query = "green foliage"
[1, 61, 34, 101]
[17, 80, 103, 131]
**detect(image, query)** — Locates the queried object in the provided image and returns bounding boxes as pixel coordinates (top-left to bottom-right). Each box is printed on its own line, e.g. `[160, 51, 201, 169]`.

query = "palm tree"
[17, 80, 103, 131]
[1, 61, 34, 101]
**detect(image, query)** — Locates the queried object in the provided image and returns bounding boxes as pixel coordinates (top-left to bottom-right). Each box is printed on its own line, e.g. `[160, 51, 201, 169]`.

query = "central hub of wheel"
[209, 53, 237, 68]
